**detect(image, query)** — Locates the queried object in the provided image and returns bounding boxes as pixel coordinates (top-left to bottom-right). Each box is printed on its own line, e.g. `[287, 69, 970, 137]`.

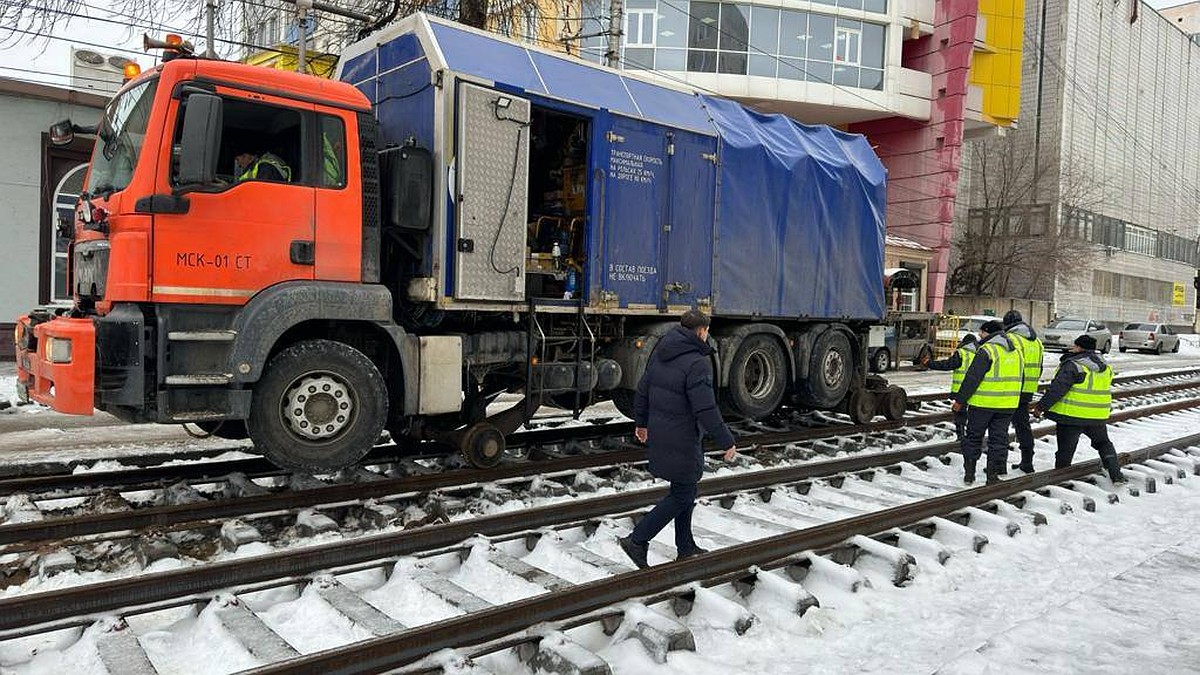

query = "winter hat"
[680, 309, 711, 330]
[1075, 334, 1097, 351]
[980, 320, 1005, 335]
[959, 333, 978, 347]
[1002, 310, 1023, 328]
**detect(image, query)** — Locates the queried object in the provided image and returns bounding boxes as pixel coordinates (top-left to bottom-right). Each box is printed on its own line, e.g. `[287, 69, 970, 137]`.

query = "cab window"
[171, 95, 305, 186]
[319, 114, 346, 188]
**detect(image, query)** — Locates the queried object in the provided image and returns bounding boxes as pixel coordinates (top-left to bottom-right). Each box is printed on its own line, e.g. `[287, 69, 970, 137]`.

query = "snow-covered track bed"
[2, 384, 1199, 590]
[2, 402, 1200, 673]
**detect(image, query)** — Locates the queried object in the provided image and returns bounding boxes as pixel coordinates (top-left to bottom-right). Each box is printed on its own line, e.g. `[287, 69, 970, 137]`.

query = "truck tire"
[724, 334, 789, 420]
[870, 348, 890, 373]
[247, 339, 388, 472]
[795, 329, 853, 409]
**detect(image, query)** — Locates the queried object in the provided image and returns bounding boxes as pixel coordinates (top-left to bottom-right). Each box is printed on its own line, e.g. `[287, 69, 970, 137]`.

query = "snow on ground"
[586, 445, 1200, 675]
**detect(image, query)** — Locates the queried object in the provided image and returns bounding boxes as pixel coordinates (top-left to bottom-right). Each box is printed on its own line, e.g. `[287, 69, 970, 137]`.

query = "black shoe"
[677, 546, 708, 561]
[964, 472, 976, 485]
[964, 460, 977, 485]
[1109, 472, 1128, 484]
[986, 472, 1001, 485]
[1012, 462, 1035, 474]
[619, 536, 649, 569]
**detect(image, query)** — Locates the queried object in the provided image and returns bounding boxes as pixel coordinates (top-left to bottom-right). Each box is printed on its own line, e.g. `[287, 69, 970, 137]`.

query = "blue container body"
[340, 16, 888, 322]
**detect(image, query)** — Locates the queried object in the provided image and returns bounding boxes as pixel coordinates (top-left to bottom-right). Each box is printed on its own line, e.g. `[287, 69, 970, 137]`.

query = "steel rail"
[5, 379, 1197, 549]
[245, 430, 1200, 674]
[1, 397, 1198, 634]
[907, 366, 1200, 403]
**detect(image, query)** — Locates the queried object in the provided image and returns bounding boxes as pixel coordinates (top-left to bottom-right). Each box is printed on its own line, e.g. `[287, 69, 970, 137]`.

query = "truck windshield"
[86, 78, 159, 195]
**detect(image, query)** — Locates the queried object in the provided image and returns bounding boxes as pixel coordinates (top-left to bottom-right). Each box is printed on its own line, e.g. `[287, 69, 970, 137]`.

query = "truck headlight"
[44, 336, 73, 364]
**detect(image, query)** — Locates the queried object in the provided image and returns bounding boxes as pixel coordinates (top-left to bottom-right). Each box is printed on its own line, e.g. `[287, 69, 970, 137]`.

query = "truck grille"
[74, 239, 110, 300]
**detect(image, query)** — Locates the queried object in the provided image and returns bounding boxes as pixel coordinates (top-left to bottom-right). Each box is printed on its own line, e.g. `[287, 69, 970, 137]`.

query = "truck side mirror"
[49, 120, 74, 146]
[383, 145, 432, 231]
[177, 93, 223, 188]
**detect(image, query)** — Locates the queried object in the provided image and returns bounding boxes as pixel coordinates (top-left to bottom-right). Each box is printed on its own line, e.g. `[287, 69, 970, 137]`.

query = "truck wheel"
[248, 339, 388, 472]
[846, 388, 877, 424]
[725, 334, 789, 420]
[795, 330, 853, 409]
[881, 386, 907, 421]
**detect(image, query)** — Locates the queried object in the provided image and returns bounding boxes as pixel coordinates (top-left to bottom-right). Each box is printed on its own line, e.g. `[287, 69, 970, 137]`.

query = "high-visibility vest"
[238, 153, 292, 182]
[1008, 329, 1044, 394]
[1049, 357, 1113, 420]
[967, 341, 1023, 409]
[322, 133, 343, 185]
[950, 343, 978, 394]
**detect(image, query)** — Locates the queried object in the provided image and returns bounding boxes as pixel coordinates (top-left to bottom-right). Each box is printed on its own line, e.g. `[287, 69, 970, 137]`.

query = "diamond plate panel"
[455, 82, 530, 301]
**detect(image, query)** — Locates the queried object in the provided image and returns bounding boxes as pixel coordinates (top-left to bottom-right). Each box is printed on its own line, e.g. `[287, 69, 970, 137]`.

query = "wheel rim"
[823, 349, 845, 388]
[743, 349, 778, 401]
[281, 371, 355, 441]
[875, 351, 888, 371]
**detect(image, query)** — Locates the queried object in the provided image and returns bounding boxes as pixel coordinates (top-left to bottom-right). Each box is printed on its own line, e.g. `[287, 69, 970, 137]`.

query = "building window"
[834, 25, 861, 65]
[626, 8, 657, 47]
[51, 163, 89, 304]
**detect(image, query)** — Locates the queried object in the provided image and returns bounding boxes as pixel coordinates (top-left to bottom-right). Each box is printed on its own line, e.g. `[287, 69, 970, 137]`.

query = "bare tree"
[949, 133, 1108, 300]
[1, 0, 546, 60]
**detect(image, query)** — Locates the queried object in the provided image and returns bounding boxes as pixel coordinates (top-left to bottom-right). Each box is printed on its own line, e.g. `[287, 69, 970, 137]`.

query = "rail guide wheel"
[881, 386, 908, 421]
[458, 422, 506, 469]
[846, 388, 878, 424]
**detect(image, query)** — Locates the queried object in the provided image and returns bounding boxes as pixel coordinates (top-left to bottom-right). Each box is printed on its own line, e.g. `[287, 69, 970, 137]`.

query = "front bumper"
[14, 313, 96, 415]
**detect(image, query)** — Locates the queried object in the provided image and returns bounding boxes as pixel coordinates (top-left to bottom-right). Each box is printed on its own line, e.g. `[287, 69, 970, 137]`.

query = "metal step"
[165, 373, 233, 386]
[167, 330, 237, 342]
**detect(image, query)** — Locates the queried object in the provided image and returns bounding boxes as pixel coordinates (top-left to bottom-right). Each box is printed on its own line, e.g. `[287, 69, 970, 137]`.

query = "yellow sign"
[1174, 282, 1187, 306]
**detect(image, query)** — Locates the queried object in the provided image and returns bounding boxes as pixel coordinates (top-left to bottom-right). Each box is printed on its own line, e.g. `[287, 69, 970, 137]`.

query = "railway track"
[1, 377, 1198, 587]
[1, 397, 1198, 673]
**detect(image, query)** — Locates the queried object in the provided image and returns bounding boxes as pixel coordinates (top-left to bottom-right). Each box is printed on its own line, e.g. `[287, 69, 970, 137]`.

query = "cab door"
[151, 87, 316, 304]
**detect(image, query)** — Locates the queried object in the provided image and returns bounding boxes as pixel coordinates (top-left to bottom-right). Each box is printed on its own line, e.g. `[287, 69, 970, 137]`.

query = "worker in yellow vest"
[921, 333, 978, 440]
[1030, 334, 1126, 483]
[1003, 310, 1044, 473]
[952, 320, 1023, 484]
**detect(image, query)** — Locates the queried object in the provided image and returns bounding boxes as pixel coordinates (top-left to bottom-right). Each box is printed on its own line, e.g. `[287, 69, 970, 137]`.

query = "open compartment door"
[454, 82, 531, 301]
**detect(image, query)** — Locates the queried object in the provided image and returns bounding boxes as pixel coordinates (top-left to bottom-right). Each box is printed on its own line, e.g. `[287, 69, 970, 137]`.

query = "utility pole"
[205, 0, 217, 58]
[296, 0, 313, 73]
[606, 0, 623, 68]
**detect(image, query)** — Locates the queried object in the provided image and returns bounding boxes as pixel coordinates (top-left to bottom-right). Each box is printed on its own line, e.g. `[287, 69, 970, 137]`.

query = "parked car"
[869, 325, 935, 372]
[1119, 323, 1181, 354]
[1042, 318, 1113, 353]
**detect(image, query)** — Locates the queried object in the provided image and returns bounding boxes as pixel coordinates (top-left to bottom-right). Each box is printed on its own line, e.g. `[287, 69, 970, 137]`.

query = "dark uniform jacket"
[1038, 350, 1107, 423]
[926, 350, 964, 372]
[634, 326, 736, 483]
[953, 334, 1017, 406]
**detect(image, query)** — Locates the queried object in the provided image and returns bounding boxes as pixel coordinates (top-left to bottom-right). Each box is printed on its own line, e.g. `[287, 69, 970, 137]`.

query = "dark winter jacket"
[1038, 350, 1107, 423]
[954, 333, 1018, 406]
[925, 350, 964, 372]
[634, 326, 736, 483]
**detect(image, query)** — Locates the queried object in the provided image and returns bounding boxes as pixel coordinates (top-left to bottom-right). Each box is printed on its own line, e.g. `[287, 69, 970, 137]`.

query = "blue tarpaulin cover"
[341, 16, 887, 321]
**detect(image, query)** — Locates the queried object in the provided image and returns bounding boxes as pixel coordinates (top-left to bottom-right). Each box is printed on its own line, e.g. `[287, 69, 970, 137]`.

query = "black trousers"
[962, 407, 1014, 475]
[1011, 392, 1036, 464]
[1055, 422, 1121, 476]
[953, 406, 968, 441]
[630, 481, 699, 553]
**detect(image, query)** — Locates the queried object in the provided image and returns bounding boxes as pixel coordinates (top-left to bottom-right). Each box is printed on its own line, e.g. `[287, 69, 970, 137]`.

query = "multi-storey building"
[566, 0, 1024, 311]
[957, 0, 1200, 328]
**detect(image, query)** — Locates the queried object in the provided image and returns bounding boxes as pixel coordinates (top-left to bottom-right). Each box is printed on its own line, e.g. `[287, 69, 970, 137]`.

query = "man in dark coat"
[1031, 334, 1126, 482]
[954, 320, 1023, 484]
[1003, 309, 1044, 473]
[619, 309, 737, 568]
[922, 333, 978, 440]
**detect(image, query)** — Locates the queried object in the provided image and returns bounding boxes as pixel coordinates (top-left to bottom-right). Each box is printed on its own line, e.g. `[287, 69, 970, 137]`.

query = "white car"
[1119, 323, 1181, 354]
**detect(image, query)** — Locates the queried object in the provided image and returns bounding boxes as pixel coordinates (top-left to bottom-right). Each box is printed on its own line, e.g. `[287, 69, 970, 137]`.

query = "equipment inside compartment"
[525, 108, 588, 301]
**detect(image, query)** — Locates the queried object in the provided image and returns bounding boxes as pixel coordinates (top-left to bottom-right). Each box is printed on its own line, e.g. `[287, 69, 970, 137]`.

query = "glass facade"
[579, 0, 887, 91]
